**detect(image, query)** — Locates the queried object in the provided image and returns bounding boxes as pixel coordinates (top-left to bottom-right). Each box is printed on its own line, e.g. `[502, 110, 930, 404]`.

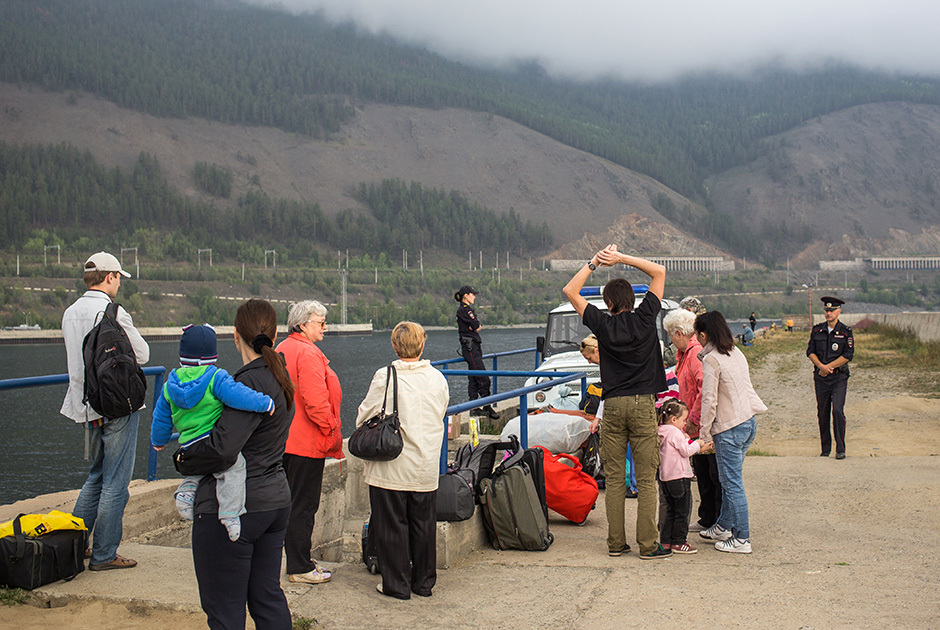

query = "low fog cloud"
[256, 0, 940, 81]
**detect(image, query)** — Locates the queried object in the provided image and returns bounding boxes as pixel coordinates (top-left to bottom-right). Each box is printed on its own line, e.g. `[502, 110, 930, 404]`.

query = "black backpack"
[82, 302, 147, 419]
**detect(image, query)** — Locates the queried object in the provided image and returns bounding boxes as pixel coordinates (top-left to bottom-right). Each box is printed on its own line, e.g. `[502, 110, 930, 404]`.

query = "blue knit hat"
[179, 324, 218, 366]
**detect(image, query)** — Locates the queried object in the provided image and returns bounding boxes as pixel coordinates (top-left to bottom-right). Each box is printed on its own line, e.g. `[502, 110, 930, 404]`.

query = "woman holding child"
[694, 310, 767, 554]
[174, 299, 294, 629]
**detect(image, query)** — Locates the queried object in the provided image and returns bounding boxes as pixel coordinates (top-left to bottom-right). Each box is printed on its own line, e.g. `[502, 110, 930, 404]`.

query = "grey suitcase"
[479, 460, 553, 551]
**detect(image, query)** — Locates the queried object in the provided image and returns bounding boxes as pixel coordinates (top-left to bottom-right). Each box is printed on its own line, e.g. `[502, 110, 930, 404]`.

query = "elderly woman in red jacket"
[664, 307, 721, 534]
[276, 300, 344, 584]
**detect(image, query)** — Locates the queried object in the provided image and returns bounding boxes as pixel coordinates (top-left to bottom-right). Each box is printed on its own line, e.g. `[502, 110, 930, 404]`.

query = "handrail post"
[581, 376, 587, 402]
[534, 349, 541, 369]
[492, 355, 498, 395]
[519, 395, 528, 450]
[440, 416, 449, 475]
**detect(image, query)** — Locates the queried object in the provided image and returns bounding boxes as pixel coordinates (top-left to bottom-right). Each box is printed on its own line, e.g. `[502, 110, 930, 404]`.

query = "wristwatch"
[587, 261, 597, 271]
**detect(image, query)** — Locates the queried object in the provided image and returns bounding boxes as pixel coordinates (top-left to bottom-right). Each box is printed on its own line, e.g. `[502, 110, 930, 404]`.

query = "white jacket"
[355, 359, 448, 492]
[698, 343, 766, 441]
[60, 290, 150, 423]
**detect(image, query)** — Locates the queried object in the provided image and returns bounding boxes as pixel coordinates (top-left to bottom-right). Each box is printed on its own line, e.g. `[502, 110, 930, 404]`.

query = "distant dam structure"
[549, 256, 733, 272]
[819, 257, 940, 271]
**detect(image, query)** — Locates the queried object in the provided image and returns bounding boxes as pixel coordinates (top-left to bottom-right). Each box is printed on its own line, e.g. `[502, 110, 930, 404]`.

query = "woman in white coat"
[355, 321, 449, 599]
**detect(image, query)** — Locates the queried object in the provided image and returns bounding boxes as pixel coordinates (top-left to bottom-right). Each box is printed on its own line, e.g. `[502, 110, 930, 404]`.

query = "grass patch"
[854, 324, 940, 395]
[739, 330, 806, 368]
[746, 448, 777, 456]
[292, 616, 318, 630]
[0, 586, 28, 606]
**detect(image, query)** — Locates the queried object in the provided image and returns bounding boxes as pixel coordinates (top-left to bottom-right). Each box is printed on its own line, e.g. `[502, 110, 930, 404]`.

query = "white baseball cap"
[84, 252, 131, 278]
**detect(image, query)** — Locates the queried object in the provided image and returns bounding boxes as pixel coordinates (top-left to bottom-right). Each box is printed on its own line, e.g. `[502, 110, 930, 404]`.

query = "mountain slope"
[707, 102, 940, 259]
[0, 82, 713, 251]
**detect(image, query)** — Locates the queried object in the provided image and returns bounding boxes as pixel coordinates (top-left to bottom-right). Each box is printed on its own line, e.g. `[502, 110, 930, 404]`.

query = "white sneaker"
[688, 521, 707, 533]
[699, 524, 733, 541]
[288, 566, 332, 584]
[715, 538, 752, 554]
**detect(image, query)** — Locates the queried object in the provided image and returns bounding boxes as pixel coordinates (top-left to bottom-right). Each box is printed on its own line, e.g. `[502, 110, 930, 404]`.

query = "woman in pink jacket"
[694, 311, 766, 555]
[276, 300, 344, 584]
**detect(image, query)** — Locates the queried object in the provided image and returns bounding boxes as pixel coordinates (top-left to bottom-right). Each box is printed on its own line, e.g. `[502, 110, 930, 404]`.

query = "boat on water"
[524, 285, 679, 410]
[2, 323, 41, 331]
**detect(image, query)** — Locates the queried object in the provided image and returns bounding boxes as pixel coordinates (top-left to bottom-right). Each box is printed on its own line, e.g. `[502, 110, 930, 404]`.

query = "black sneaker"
[483, 405, 500, 420]
[608, 544, 631, 557]
[639, 543, 672, 560]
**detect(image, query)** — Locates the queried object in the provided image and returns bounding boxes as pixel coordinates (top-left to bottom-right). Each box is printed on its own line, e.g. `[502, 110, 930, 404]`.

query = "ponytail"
[235, 299, 295, 408]
[658, 398, 688, 425]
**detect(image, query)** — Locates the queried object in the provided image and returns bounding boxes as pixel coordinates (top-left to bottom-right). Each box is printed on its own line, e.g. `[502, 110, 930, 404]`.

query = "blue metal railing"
[0, 366, 168, 478]
[431, 347, 540, 395]
[436, 369, 587, 474]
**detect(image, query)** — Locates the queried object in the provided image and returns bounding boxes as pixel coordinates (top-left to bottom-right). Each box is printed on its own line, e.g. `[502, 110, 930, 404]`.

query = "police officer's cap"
[820, 296, 845, 311]
[455, 285, 480, 301]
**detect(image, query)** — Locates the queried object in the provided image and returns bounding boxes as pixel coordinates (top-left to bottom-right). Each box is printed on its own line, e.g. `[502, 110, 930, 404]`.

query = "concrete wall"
[814, 311, 940, 342]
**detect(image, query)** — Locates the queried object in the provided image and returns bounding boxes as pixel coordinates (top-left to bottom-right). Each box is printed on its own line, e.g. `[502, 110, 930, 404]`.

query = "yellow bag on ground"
[0, 510, 86, 538]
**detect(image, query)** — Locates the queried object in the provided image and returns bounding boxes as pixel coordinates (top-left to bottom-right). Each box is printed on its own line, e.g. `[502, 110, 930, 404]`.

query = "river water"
[0, 327, 540, 505]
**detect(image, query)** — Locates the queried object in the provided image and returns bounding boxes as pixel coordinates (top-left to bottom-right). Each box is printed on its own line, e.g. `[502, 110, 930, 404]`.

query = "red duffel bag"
[535, 446, 599, 524]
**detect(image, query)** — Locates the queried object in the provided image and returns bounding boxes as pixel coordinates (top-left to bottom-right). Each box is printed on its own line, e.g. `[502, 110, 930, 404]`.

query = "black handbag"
[0, 514, 85, 590]
[349, 365, 403, 461]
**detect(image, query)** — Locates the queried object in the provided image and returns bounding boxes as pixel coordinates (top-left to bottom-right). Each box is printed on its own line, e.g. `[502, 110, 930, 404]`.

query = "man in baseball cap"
[84, 252, 131, 278]
[60, 251, 149, 570]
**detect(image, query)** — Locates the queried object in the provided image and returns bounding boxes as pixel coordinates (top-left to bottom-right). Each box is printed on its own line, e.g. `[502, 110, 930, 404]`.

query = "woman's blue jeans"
[713, 417, 756, 540]
[73, 411, 139, 565]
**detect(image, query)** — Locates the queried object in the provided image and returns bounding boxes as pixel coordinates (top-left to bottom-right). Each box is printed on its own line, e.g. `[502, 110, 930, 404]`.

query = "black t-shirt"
[456, 303, 482, 342]
[582, 292, 666, 399]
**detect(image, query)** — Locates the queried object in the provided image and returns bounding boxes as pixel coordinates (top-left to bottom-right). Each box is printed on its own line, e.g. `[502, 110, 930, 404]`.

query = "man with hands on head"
[562, 245, 671, 560]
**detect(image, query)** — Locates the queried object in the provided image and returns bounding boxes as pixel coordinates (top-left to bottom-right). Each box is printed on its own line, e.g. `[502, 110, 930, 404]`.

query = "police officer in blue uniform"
[806, 296, 854, 459]
[455, 285, 499, 419]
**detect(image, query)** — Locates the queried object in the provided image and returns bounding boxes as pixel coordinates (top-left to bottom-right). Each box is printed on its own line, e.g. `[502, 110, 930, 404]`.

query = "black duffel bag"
[0, 514, 85, 590]
[436, 469, 476, 522]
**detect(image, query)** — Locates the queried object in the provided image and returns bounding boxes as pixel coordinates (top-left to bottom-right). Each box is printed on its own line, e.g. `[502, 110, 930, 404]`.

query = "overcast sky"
[256, 0, 940, 82]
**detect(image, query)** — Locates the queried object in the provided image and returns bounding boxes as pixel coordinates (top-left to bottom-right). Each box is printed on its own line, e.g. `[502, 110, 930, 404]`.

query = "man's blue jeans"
[73, 411, 139, 565]
[713, 416, 756, 540]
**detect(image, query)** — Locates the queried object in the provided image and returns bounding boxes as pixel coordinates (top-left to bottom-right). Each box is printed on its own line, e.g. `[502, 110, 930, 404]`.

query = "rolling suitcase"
[479, 450, 554, 551]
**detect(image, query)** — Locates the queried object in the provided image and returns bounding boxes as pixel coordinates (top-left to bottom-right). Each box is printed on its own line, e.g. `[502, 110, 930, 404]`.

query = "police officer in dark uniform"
[455, 285, 499, 419]
[806, 296, 854, 459]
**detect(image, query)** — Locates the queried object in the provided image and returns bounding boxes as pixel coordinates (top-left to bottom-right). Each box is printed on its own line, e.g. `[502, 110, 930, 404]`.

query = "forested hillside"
[4, 0, 940, 204]
[0, 142, 550, 262]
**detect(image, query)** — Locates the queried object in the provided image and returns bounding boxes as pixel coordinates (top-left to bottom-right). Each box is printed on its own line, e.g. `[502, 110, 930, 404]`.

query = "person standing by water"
[807, 296, 854, 459]
[276, 300, 344, 584]
[174, 299, 294, 629]
[563, 245, 671, 560]
[355, 322, 449, 599]
[455, 285, 499, 420]
[61, 252, 149, 571]
[749, 312, 757, 331]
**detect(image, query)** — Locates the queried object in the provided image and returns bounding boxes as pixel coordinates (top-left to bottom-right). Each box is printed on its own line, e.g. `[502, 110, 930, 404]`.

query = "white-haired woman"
[275, 300, 344, 584]
[356, 322, 449, 599]
[663, 308, 720, 534]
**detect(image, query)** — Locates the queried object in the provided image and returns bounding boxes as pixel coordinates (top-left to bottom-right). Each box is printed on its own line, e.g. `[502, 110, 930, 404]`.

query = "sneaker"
[483, 405, 500, 420]
[639, 543, 672, 560]
[835, 452, 846, 460]
[688, 521, 707, 533]
[670, 541, 698, 554]
[625, 487, 638, 499]
[289, 566, 332, 584]
[715, 538, 752, 554]
[699, 524, 733, 541]
[608, 544, 632, 557]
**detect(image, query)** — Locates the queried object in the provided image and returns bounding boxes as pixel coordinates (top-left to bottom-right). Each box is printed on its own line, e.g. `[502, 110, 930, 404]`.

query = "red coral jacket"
[276, 332, 344, 460]
[675, 335, 704, 438]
